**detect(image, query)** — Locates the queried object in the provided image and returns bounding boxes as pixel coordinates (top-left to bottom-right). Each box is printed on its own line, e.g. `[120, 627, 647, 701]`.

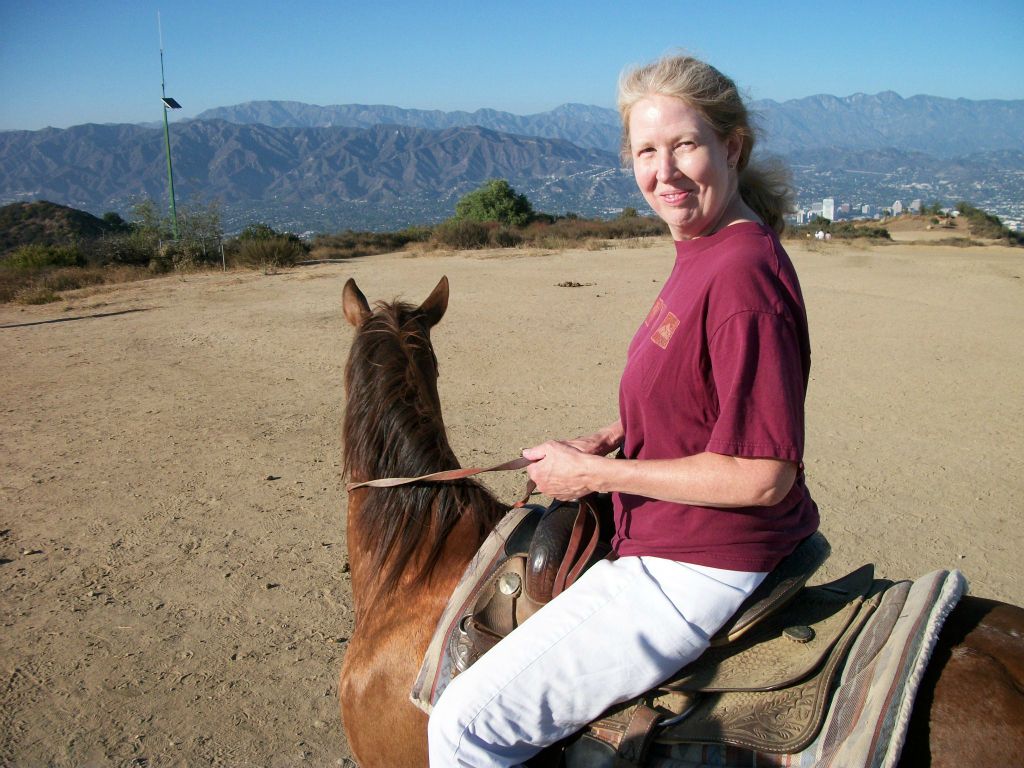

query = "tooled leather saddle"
[436, 495, 859, 766]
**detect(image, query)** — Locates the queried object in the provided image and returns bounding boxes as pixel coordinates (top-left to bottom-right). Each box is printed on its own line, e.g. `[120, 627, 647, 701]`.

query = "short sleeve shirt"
[613, 222, 819, 571]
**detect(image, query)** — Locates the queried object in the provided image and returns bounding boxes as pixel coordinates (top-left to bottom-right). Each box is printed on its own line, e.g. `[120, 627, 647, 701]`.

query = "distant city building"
[892, 200, 904, 215]
[910, 199, 922, 214]
[862, 204, 874, 216]
[795, 210, 807, 225]
[822, 197, 836, 220]
[839, 202, 851, 215]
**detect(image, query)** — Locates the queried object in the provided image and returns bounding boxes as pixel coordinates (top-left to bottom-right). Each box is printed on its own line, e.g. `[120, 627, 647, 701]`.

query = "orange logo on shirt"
[651, 312, 679, 349]
[644, 298, 665, 327]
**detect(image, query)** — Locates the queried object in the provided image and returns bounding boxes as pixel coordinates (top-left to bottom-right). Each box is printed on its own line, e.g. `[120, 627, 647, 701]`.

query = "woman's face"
[628, 94, 741, 239]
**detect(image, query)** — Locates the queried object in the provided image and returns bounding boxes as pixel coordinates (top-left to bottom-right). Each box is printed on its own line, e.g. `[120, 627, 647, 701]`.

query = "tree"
[237, 222, 281, 241]
[177, 200, 223, 260]
[124, 198, 225, 269]
[130, 199, 171, 240]
[101, 211, 131, 233]
[808, 214, 832, 231]
[454, 179, 534, 226]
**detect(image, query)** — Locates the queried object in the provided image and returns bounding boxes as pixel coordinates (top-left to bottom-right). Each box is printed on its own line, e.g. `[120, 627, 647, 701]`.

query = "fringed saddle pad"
[645, 569, 966, 768]
[410, 506, 533, 713]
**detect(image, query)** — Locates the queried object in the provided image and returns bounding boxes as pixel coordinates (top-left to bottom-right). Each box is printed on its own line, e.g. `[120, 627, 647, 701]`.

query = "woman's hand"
[522, 441, 602, 501]
[521, 421, 622, 500]
[562, 420, 624, 457]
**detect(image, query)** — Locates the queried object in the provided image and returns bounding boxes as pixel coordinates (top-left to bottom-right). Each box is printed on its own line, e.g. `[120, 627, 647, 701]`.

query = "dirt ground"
[2, 236, 1022, 766]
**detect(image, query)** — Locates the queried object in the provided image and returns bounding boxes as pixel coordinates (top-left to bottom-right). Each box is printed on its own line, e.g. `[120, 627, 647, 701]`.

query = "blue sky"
[1, 0, 1021, 131]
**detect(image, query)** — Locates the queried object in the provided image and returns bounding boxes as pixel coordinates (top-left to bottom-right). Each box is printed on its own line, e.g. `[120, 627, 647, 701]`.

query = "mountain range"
[1, 93, 1021, 232]
[196, 93, 1024, 157]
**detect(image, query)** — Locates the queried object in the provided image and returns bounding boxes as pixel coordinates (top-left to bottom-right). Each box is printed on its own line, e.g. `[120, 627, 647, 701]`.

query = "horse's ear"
[419, 276, 449, 328]
[343, 278, 372, 327]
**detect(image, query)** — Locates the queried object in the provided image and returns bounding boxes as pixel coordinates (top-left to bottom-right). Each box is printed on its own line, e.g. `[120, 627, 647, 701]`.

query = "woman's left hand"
[522, 441, 600, 501]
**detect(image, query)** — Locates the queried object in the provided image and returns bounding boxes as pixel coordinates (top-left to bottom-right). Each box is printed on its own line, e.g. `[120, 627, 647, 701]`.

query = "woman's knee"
[428, 676, 475, 759]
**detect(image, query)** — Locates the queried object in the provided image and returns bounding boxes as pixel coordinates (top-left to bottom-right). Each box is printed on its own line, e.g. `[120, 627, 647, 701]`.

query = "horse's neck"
[346, 494, 500, 617]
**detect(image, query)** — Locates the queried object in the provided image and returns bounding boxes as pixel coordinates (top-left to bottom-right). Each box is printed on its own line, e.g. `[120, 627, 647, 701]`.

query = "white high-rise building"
[892, 200, 904, 215]
[822, 197, 836, 220]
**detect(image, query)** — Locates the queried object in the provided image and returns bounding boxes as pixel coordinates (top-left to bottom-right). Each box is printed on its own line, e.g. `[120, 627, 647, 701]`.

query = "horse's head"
[343, 276, 449, 419]
[341, 276, 498, 599]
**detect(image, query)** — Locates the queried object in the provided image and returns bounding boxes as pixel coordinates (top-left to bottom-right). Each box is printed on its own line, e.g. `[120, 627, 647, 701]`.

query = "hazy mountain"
[196, 102, 622, 152]
[198, 93, 1024, 158]
[0, 120, 641, 230]
[753, 92, 1024, 156]
[2, 92, 1021, 233]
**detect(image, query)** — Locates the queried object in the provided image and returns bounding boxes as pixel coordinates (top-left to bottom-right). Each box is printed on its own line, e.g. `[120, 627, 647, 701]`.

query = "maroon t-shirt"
[613, 221, 819, 571]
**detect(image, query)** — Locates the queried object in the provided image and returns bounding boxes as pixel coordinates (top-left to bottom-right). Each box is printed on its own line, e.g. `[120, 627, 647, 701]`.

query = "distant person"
[428, 52, 819, 767]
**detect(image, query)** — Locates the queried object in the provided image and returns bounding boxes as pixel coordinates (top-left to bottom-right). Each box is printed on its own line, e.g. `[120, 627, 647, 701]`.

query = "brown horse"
[338, 276, 1024, 768]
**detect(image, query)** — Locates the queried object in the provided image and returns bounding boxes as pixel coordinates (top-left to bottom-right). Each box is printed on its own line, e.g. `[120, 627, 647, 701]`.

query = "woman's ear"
[726, 133, 744, 169]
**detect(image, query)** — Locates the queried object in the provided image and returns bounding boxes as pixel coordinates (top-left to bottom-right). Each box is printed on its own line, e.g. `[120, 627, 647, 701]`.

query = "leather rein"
[346, 456, 537, 506]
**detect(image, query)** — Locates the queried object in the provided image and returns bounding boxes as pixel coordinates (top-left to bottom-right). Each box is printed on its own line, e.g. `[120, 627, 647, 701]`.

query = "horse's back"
[899, 595, 1024, 767]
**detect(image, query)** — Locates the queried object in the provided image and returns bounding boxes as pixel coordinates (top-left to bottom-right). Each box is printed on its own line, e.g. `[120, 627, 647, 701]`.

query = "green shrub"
[237, 222, 280, 241]
[490, 226, 523, 248]
[955, 202, 1023, 244]
[1, 265, 144, 304]
[786, 222, 891, 241]
[3, 243, 85, 269]
[91, 231, 158, 266]
[455, 179, 534, 226]
[519, 214, 666, 246]
[431, 218, 491, 249]
[234, 236, 306, 272]
[16, 286, 61, 305]
[311, 226, 430, 259]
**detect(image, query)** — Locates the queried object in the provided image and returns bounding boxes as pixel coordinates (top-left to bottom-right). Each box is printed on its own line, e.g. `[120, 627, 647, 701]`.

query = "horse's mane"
[343, 298, 503, 597]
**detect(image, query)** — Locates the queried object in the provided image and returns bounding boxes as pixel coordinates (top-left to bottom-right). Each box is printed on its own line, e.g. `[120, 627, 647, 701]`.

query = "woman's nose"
[656, 153, 681, 183]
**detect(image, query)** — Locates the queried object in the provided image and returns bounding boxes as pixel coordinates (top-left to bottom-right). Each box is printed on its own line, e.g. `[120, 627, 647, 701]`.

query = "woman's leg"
[427, 556, 765, 768]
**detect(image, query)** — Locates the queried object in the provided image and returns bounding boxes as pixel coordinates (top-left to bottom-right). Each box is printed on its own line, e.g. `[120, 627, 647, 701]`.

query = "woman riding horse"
[428, 53, 819, 767]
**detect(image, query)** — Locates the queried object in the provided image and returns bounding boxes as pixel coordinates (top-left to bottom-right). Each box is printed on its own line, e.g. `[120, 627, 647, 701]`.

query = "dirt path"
[2, 238, 1022, 765]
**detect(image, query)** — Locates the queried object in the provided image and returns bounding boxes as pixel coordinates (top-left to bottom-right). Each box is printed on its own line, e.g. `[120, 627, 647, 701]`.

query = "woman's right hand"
[564, 420, 625, 457]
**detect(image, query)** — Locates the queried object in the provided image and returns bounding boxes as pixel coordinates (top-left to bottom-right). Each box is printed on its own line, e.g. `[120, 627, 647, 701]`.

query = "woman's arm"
[522, 440, 796, 508]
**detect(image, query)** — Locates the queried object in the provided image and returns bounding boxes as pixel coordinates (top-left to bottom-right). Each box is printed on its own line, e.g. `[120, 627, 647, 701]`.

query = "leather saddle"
[445, 496, 855, 765]
[448, 496, 612, 672]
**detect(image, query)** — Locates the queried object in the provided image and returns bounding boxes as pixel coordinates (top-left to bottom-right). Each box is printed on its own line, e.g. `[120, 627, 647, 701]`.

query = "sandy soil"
[2, 237, 1022, 766]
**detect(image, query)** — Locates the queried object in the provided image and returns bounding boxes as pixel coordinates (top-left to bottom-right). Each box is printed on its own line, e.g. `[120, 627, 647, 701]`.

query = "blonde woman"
[429, 53, 819, 767]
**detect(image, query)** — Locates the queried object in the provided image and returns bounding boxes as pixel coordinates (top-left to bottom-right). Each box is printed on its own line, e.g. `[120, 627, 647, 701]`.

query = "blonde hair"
[617, 54, 792, 234]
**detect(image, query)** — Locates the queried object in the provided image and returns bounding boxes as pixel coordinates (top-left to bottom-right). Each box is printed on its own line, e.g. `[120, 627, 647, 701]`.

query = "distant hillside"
[0, 121, 641, 231]
[752, 92, 1024, 156]
[196, 102, 621, 152]
[2, 92, 1022, 233]
[0, 200, 116, 256]
[198, 93, 1024, 158]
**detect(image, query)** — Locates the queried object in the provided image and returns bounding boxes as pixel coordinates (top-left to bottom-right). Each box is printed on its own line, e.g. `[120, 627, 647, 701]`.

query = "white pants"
[427, 555, 766, 767]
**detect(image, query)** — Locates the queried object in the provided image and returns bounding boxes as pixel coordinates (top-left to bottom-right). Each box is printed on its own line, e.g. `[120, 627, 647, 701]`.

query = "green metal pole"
[158, 15, 179, 240]
[162, 101, 179, 240]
